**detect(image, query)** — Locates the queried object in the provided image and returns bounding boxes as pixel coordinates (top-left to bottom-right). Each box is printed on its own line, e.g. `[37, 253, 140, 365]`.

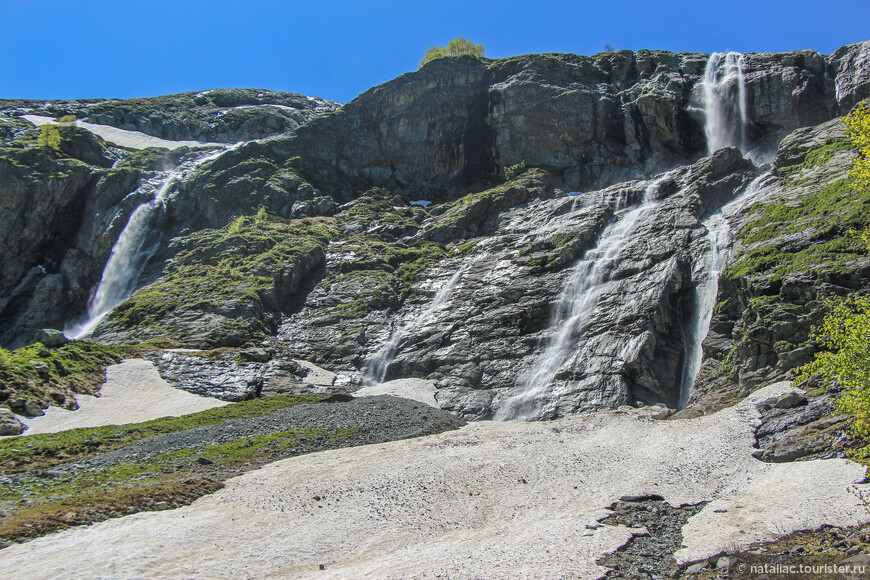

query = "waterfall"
[678, 172, 778, 407]
[703, 52, 748, 155]
[362, 263, 469, 384]
[495, 177, 667, 420]
[65, 145, 237, 339]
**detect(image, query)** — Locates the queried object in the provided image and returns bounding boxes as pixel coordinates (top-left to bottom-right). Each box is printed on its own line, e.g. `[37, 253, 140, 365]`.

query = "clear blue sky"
[2, 0, 868, 104]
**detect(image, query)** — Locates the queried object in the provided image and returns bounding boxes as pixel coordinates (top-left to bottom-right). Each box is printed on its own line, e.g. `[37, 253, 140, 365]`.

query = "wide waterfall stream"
[65, 145, 238, 338]
[495, 177, 669, 420]
[703, 52, 748, 155]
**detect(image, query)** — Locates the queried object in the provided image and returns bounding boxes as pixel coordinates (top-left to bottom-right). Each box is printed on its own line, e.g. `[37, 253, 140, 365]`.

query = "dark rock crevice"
[596, 495, 707, 579]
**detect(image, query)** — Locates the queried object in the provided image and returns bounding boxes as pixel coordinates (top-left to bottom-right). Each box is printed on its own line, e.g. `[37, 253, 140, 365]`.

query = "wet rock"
[689, 116, 870, 411]
[596, 496, 705, 579]
[283, 150, 756, 419]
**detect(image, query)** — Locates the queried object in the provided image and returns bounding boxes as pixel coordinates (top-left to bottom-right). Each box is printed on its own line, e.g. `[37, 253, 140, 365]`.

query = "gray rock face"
[829, 41, 870, 111]
[281, 149, 755, 419]
[286, 43, 869, 202]
[149, 350, 311, 401]
[25, 328, 68, 348]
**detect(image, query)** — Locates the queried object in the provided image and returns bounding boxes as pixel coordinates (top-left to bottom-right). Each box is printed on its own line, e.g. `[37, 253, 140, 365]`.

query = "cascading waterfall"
[495, 177, 667, 420]
[65, 145, 237, 339]
[362, 263, 470, 384]
[678, 172, 778, 407]
[703, 52, 748, 155]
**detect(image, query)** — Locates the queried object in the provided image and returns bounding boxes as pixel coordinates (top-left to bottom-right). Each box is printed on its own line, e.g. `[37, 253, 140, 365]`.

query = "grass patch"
[0, 425, 357, 545]
[777, 137, 854, 185]
[337, 187, 420, 229]
[0, 394, 357, 546]
[727, 174, 870, 280]
[0, 478, 224, 545]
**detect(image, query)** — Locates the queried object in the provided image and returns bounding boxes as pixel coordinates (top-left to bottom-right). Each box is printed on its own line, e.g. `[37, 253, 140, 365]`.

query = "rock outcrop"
[690, 116, 870, 410]
[2, 41, 869, 421]
[284, 42, 870, 201]
[0, 88, 340, 144]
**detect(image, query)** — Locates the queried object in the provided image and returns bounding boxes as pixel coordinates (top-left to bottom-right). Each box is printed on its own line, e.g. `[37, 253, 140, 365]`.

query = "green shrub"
[505, 161, 527, 181]
[420, 36, 485, 68]
[37, 125, 61, 149]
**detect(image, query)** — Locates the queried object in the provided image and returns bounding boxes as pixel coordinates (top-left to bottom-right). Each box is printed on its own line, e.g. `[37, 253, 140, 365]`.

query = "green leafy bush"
[37, 124, 61, 149]
[505, 161, 527, 181]
[420, 36, 485, 68]
[845, 102, 870, 192]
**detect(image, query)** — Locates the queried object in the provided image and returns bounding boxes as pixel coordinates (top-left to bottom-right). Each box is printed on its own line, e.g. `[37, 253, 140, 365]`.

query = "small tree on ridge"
[419, 37, 485, 68]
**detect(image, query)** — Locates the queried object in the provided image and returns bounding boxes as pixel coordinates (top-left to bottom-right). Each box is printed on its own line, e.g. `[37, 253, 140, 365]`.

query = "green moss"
[337, 187, 419, 229]
[727, 175, 869, 280]
[777, 138, 854, 185]
[107, 214, 339, 333]
[322, 270, 401, 319]
[0, 416, 357, 544]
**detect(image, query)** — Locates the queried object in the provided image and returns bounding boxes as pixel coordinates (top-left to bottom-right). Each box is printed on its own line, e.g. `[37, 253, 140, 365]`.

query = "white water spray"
[703, 52, 748, 155]
[363, 263, 470, 384]
[65, 145, 238, 339]
[678, 172, 778, 407]
[496, 177, 668, 420]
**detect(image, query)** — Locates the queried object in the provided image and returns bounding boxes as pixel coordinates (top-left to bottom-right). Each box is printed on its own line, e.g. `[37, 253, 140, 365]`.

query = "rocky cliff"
[286, 42, 869, 199]
[1, 41, 869, 421]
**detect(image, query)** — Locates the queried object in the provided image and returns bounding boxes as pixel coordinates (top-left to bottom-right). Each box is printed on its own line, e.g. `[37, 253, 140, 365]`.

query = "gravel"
[49, 395, 464, 474]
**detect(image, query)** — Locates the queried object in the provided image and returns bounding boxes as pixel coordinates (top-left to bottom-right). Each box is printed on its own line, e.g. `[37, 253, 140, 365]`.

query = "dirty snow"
[21, 115, 220, 150]
[14, 359, 226, 436]
[0, 383, 865, 578]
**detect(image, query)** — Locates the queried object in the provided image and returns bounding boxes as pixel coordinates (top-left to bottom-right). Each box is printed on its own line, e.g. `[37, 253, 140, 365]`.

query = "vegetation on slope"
[793, 103, 870, 452]
[0, 341, 133, 413]
[694, 110, 869, 411]
[103, 213, 339, 345]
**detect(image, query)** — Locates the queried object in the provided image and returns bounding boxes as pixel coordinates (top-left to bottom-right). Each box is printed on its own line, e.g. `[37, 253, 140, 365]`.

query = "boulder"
[0, 408, 26, 435]
[27, 328, 68, 348]
[773, 391, 808, 409]
[7, 398, 44, 418]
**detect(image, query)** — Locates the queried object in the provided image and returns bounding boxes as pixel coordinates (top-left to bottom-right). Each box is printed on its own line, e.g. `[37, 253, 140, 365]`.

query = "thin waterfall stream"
[65, 145, 239, 339]
[678, 171, 778, 407]
[676, 50, 760, 407]
[362, 261, 471, 385]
